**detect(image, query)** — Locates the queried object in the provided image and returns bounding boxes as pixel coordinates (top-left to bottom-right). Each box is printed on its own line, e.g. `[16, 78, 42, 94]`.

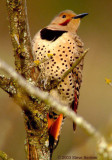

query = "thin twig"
[61, 48, 89, 81]
[0, 59, 112, 159]
[105, 78, 112, 87]
[0, 75, 16, 96]
[0, 58, 106, 139]
[45, 49, 89, 90]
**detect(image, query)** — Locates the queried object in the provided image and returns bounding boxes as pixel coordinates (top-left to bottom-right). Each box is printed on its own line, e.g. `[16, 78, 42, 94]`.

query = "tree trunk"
[6, 0, 51, 159]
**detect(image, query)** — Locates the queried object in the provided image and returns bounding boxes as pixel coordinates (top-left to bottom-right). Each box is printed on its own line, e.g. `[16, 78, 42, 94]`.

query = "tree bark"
[5, 0, 50, 159]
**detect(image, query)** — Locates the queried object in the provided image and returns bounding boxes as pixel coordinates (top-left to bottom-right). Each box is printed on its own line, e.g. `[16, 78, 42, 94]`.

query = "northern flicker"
[32, 10, 88, 152]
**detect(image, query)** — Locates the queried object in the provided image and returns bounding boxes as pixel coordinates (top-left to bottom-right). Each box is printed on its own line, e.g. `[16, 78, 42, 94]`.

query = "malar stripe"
[40, 28, 67, 41]
[59, 19, 70, 26]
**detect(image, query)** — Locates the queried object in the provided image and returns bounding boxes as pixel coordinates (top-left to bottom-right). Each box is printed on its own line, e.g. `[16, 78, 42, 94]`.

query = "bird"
[32, 10, 88, 153]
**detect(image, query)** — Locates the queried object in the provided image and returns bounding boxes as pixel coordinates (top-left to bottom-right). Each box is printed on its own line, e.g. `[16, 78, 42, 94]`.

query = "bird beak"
[73, 13, 88, 19]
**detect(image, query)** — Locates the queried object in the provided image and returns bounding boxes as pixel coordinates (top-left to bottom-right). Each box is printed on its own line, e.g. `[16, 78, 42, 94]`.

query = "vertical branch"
[6, 0, 50, 160]
[6, 0, 38, 80]
[1, 59, 112, 160]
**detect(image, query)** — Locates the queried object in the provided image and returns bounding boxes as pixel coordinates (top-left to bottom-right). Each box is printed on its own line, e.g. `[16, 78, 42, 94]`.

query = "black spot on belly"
[40, 28, 67, 41]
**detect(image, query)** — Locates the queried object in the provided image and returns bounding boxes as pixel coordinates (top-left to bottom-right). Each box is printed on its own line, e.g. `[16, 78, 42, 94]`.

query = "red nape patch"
[59, 19, 70, 26]
[48, 114, 63, 141]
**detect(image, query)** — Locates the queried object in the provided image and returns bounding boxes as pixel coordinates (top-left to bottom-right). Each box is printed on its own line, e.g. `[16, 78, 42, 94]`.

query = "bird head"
[49, 10, 88, 33]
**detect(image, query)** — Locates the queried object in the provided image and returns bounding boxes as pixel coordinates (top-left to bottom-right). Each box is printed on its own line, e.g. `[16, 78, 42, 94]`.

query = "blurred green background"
[0, 0, 112, 160]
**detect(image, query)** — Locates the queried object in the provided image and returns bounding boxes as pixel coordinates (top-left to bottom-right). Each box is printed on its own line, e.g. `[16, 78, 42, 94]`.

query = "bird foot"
[41, 77, 49, 89]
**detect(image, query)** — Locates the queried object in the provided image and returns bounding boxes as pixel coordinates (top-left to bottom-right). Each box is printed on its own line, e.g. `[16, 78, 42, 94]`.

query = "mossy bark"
[5, 0, 51, 159]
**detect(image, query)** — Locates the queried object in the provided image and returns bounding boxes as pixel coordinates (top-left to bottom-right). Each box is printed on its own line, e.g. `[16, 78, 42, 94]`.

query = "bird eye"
[62, 15, 66, 18]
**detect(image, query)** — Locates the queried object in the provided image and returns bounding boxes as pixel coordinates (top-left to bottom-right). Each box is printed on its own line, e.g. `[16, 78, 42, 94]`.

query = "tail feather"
[72, 77, 81, 131]
[47, 113, 63, 152]
[72, 93, 78, 131]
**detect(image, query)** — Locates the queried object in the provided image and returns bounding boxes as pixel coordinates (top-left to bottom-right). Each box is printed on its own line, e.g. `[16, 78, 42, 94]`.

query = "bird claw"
[41, 77, 48, 89]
